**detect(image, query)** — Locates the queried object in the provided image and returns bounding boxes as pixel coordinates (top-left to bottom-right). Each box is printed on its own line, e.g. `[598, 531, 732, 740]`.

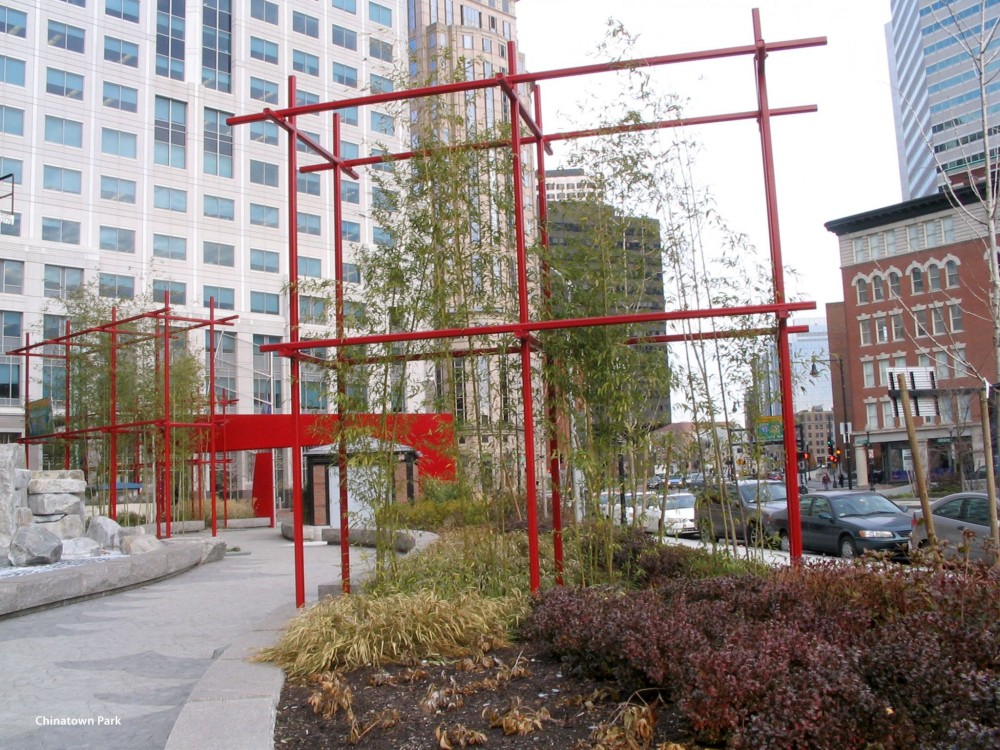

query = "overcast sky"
[516, 0, 900, 317]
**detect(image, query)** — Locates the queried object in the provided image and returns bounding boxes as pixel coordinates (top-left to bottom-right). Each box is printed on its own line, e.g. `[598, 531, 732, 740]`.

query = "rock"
[122, 535, 164, 555]
[0, 445, 28, 538]
[14, 507, 33, 528]
[9, 525, 63, 566]
[86, 516, 123, 550]
[28, 493, 84, 516]
[0, 532, 10, 566]
[200, 538, 227, 563]
[35, 514, 85, 540]
[62, 537, 103, 558]
[27, 474, 87, 495]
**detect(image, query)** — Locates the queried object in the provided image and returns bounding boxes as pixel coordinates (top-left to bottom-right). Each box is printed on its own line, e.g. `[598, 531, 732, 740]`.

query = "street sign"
[838, 421, 853, 441]
[756, 416, 783, 444]
[901, 448, 913, 472]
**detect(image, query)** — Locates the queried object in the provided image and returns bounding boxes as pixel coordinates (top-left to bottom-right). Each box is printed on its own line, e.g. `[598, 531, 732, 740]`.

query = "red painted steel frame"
[226, 10, 823, 604]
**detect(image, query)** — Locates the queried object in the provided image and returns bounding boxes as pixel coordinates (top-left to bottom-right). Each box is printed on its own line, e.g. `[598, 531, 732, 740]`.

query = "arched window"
[928, 264, 941, 291]
[872, 275, 885, 301]
[857, 278, 870, 304]
[946, 259, 959, 287]
[888, 271, 901, 298]
[911, 267, 925, 294]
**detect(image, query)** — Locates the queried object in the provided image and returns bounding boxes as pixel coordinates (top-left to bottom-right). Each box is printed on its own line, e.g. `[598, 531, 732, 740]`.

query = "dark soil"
[273, 641, 696, 749]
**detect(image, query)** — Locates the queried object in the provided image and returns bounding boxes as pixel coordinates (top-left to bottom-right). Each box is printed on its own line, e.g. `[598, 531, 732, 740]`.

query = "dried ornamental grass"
[255, 590, 528, 680]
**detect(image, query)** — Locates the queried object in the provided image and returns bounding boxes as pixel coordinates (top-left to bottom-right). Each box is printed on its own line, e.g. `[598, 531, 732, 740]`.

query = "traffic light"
[827, 437, 834, 452]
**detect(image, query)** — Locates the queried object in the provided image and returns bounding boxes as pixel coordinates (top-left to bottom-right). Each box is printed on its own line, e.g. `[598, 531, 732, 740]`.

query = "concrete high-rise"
[887, 0, 1000, 200]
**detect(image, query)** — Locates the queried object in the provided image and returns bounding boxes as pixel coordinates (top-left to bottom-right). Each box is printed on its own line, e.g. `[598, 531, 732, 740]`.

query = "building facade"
[887, 0, 1000, 200]
[825, 188, 995, 484]
[0, 0, 406, 495]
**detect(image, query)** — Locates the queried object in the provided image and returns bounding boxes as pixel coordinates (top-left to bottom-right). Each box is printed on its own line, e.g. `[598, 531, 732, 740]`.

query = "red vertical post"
[162, 294, 172, 539]
[287, 76, 307, 607]
[753, 9, 801, 562]
[506, 41, 541, 593]
[109, 307, 118, 520]
[209, 298, 218, 537]
[533, 86, 563, 585]
[332, 113, 352, 594]
[63, 320, 71, 470]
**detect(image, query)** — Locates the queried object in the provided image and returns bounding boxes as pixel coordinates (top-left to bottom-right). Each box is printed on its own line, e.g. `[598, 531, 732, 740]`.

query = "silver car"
[910, 492, 1000, 562]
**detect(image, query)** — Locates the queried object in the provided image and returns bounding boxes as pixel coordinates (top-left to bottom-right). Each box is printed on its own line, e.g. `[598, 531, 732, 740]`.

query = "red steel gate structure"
[222, 9, 824, 606]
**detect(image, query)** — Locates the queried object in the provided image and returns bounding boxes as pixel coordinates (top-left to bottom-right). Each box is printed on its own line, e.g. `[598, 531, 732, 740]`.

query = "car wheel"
[839, 536, 858, 559]
[748, 523, 766, 547]
[779, 531, 790, 553]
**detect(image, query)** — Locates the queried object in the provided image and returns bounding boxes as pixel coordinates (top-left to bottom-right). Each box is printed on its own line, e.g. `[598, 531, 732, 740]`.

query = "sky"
[515, 0, 900, 319]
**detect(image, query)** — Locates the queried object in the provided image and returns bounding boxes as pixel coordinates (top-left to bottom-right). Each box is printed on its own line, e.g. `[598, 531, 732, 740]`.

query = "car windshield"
[832, 494, 901, 516]
[738, 482, 787, 503]
[664, 495, 695, 509]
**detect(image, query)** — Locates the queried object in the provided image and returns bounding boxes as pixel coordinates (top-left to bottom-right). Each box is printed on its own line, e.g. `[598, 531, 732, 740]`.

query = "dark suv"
[695, 480, 789, 546]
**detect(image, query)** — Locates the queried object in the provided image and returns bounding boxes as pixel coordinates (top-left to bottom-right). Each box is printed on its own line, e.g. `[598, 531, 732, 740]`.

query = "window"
[203, 286, 235, 310]
[250, 291, 280, 315]
[154, 97, 186, 168]
[296, 130, 321, 154]
[0, 311, 21, 403]
[250, 160, 279, 187]
[911, 267, 925, 294]
[934, 350, 949, 383]
[924, 220, 940, 248]
[153, 234, 186, 260]
[251, 0, 277, 24]
[862, 361, 875, 388]
[342, 221, 361, 242]
[104, 36, 138, 66]
[942, 216, 955, 243]
[203, 195, 234, 220]
[296, 89, 319, 107]
[0, 55, 24, 86]
[301, 296, 327, 323]
[204, 108, 234, 178]
[101, 128, 137, 158]
[928, 264, 942, 291]
[46, 68, 84, 99]
[45, 115, 83, 148]
[297, 173, 320, 195]
[877, 358, 889, 388]
[250, 76, 279, 103]
[371, 111, 394, 135]
[946, 259, 959, 287]
[42, 219, 81, 245]
[0, 260, 23, 294]
[203, 241, 235, 266]
[370, 37, 392, 61]
[369, 1, 392, 26]
[891, 312, 904, 341]
[250, 36, 278, 64]
[856, 278, 869, 304]
[341, 106, 358, 126]
[859, 319, 872, 346]
[341, 181, 360, 203]
[461, 5, 480, 26]
[103, 81, 138, 111]
[0, 158, 20, 184]
[872, 275, 885, 301]
[99, 226, 135, 253]
[865, 402, 878, 431]
[0, 106, 22, 136]
[297, 212, 321, 235]
[155, 0, 184, 79]
[874, 316, 888, 344]
[49, 21, 85, 53]
[300, 257, 321, 278]
[462, 33, 473, 49]
[100, 176, 135, 203]
[293, 49, 319, 76]
[154, 186, 188, 212]
[250, 120, 279, 145]
[340, 140, 359, 159]
[931, 306, 946, 335]
[344, 301, 366, 327]
[332, 0, 356, 11]
[888, 271, 901, 298]
[106, 0, 140, 22]
[907, 224, 921, 251]
[852, 236, 869, 262]
[373, 226, 393, 246]
[99, 273, 134, 299]
[1, 6, 26, 37]
[370, 73, 393, 93]
[884, 229, 896, 255]
[914, 308, 928, 337]
[250, 203, 279, 228]
[0, 214, 19, 237]
[44, 264, 83, 297]
[43, 166, 82, 194]
[869, 233, 884, 259]
[153, 280, 186, 305]
[333, 62, 357, 87]
[292, 11, 318, 37]
[949, 303, 964, 332]
[344, 262, 361, 284]
[202, 0, 232, 92]
[250, 248, 279, 273]
[372, 186, 394, 211]
[332, 24, 357, 50]
[371, 147, 392, 171]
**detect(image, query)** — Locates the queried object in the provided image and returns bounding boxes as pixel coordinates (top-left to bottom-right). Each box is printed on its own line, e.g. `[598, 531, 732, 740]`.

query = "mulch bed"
[273, 641, 695, 749]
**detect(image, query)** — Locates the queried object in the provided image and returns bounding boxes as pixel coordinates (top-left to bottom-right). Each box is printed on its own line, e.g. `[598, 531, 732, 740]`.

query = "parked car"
[636, 492, 697, 536]
[646, 475, 665, 490]
[667, 474, 685, 489]
[685, 472, 706, 488]
[909, 492, 1000, 562]
[695, 480, 789, 546]
[766, 490, 912, 559]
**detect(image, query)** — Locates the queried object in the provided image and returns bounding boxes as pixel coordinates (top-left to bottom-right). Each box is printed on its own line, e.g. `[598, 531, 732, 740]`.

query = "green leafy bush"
[115, 511, 147, 527]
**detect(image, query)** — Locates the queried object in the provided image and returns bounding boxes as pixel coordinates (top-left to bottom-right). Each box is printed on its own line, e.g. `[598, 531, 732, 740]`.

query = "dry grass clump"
[256, 589, 528, 680]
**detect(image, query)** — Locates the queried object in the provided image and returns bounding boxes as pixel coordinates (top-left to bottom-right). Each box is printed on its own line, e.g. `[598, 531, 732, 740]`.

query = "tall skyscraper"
[887, 0, 1000, 200]
[0, 0, 405, 491]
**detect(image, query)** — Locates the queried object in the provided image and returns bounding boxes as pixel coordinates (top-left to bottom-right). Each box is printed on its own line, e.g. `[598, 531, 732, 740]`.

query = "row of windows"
[251, 0, 392, 29]
[852, 217, 955, 263]
[858, 303, 964, 347]
[251, 28, 393, 63]
[855, 260, 959, 304]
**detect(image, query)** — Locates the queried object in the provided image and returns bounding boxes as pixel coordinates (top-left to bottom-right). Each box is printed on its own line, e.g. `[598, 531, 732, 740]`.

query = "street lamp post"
[812, 357, 853, 490]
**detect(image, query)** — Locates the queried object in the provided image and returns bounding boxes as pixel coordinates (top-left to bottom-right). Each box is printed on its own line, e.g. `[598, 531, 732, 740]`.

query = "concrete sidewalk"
[0, 526, 378, 750]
